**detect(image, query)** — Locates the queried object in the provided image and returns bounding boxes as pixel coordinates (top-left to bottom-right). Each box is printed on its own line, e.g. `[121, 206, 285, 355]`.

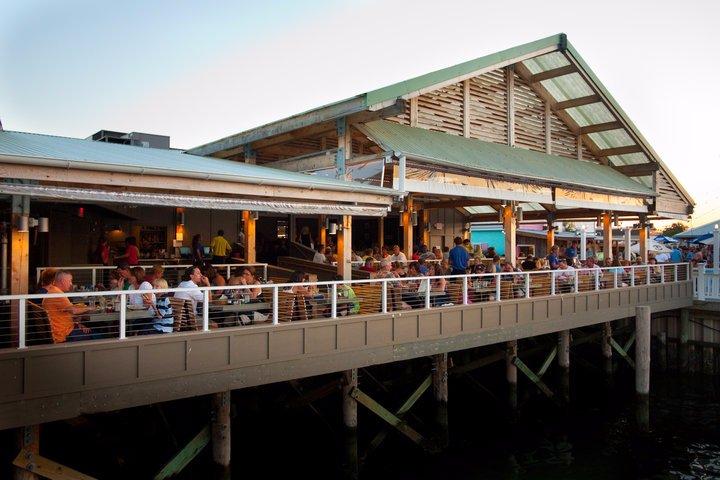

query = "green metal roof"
[362, 120, 655, 197]
[365, 34, 566, 106]
[0, 130, 395, 196]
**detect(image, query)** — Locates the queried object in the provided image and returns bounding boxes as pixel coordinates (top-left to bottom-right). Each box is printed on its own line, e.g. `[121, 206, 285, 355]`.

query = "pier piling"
[506, 341, 518, 412]
[558, 331, 570, 403]
[211, 391, 231, 472]
[14, 425, 39, 480]
[431, 353, 449, 448]
[635, 306, 651, 432]
[342, 369, 358, 479]
[680, 309, 690, 373]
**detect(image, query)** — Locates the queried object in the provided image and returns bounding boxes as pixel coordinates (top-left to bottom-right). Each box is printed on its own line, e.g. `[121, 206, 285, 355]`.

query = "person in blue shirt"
[448, 236, 470, 275]
[565, 241, 578, 265]
[670, 246, 682, 263]
[547, 245, 560, 269]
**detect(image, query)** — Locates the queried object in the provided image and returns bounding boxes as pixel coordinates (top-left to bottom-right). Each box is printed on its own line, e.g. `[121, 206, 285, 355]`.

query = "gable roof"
[188, 34, 692, 212]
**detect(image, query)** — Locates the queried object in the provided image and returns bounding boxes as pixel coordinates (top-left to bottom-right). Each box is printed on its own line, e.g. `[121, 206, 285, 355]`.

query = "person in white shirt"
[312, 245, 327, 264]
[174, 266, 211, 312]
[389, 244, 407, 263]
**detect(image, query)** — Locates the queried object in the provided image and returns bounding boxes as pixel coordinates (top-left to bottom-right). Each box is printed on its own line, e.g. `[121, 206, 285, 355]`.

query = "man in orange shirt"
[42, 271, 94, 343]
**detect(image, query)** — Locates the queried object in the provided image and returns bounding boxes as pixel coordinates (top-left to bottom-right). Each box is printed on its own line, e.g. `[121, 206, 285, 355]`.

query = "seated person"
[36, 268, 57, 294]
[428, 264, 451, 306]
[312, 245, 327, 264]
[151, 277, 174, 333]
[556, 259, 576, 292]
[333, 274, 360, 316]
[174, 266, 211, 312]
[359, 257, 376, 273]
[42, 271, 95, 343]
[375, 259, 398, 279]
[230, 266, 263, 300]
[521, 255, 536, 271]
[127, 266, 158, 334]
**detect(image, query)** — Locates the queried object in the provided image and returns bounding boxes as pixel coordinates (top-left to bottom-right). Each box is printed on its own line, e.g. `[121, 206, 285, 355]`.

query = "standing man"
[210, 229, 232, 264]
[448, 236, 470, 275]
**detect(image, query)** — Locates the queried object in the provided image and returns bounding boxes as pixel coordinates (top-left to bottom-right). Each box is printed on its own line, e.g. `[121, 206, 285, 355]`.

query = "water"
[2, 362, 720, 479]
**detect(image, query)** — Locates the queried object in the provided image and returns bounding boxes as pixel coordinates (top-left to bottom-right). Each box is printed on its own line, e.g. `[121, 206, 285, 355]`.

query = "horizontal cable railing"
[36, 263, 269, 289]
[693, 264, 720, 301]
[0, 263, 690, 351]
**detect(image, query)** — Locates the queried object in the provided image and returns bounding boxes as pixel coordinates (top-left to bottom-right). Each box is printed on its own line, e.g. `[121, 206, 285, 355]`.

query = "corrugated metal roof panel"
[0, 130, 395, 196]
[362, 120, 654, 197]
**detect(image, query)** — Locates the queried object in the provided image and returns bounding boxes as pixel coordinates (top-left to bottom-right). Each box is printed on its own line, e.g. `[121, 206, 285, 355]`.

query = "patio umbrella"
[690, 233, 713, 244]
[632, 240, 671, 255]
[653, 235, 678, 244]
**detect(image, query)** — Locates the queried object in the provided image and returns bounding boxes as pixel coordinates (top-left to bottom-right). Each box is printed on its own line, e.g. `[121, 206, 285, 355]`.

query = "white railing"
[36, 263, 269, 287]
[1, 263, 690, 350]
[693, 264, 720, 301]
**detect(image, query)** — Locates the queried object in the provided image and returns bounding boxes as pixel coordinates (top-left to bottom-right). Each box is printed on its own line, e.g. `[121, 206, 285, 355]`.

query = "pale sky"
[2, 0, 719, 227]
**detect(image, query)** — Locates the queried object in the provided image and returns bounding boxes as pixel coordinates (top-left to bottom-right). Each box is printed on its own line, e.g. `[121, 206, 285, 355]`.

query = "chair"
[168, 297, 199, 332]
[278, 291, 309, 322]
[634, 269, 648, 286]
[578, 274, 595, 292]
[353, 284, 382, 315]
[500, 281, 514, 300]
[27, 301, 52, 345]
[446, 280, 464, 305]
[530, 273, 551, 297]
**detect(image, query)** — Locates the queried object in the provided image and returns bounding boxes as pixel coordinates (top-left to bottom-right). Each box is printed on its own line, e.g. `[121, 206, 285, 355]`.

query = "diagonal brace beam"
[350, 388, 427, 447]
[609, 337, 636, 369]
[154, 426, 210, 480]
[624, 332, 636, 352]
[365, 375, 431, 457]
[512, 357, 555, 398]
[537, 346, 558, 378]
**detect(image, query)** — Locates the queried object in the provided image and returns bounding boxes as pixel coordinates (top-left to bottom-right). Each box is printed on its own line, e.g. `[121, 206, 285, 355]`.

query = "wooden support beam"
[609, 337, 636, 369]
[602, 212, 613, 262]
[597, 145, 644, 157]
[602, 322, 613, 375]
[364, 375, 431, 459]
[544, 101, 552, 154]
[402, 196, 413, 260]
[451, 349, 506, 376]
[337, 216, 352, 280]
[409, 97, 418, 128]
[506, 340, 518, 410]
[14, 424, 39, 480]
[154, 426, 210, 480]
[506, 65, 515, 146]
[336, 117, 351, 179]
[635, 306, 651, 431]
[553, 94, 601, 111]
[211, 391, 231, 469]
[377, 217, 384, 248]
[503, 204, 517, 266]
[421, 210, 430, 247]
[243, 144, 256, 165]
[529, 64, 576, 83]
[242, 211, 256, 263]
[612, 163, 659, 177]
[14, 450, 97, 480]
[342, 369, 358, 429]
[537, 346, 558, 378]
[462, 79, 470, 138]
[512, 357, 555, 398]
[350, 388, 427, 447]
[579, 121, 623, 135]
[624, 331, 637, 352]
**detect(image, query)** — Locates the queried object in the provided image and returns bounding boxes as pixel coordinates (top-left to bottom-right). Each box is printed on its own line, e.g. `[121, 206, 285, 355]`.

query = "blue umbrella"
[690, 233, 713, 244]
[654, 235, 679, 244]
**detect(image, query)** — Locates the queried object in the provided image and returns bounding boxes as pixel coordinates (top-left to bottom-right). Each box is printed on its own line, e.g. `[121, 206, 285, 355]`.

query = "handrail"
[3, 262, 690, 351]
[36, 263, 270, 283]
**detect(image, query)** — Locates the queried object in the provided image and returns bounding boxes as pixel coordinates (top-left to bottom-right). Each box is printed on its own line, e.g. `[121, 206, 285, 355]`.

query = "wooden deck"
[0, 280, 692, 430]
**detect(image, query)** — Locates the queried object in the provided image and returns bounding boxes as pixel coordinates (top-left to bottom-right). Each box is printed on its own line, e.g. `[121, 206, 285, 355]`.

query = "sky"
[1, 0, 719, 228]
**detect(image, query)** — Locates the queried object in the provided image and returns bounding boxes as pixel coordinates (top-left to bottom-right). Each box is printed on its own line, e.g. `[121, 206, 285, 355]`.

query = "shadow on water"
[2, 359, 720, 479]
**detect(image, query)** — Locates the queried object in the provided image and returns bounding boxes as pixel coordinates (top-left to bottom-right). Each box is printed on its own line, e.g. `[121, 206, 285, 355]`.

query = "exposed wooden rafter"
[597, 145, 643, 157]
[529, 64, 576, 83]
[611, 163, 659, 177]
[553, 94, 601, 111]
[579, 121, 623, 135]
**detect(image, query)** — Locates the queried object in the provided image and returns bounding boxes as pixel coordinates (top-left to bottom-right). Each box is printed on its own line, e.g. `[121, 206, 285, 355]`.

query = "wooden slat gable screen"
[514, 74, 545, 152]
[468, 69, 508, 144]
[656, 170, 685, 204]
[386, 100, 411, 125]
[417, 82, 465, 135]
[550, 112, 577, 159]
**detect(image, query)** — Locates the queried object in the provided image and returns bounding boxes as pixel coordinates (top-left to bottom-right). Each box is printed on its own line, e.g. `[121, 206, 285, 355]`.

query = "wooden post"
[318, 215, 327, 249]
[243, 144, 256, 165]
[503, 205, 517, 266]
[658, 331, 668, 372]
[377, 217, 384, 250]
[544, 101, 552, 154]
[602, 212, 613, 262]
[602, 322, 613, 377]
[638, 223, 649, 263]
[431, 353, 449, 448]
[558, 330, 570, 403]
[421, 210, 430, 248]
[337, 216, 352, 280]
[11, 196, 35, 480]
[506, 340, 518, 412]
[289, 214, 297, 244]
[624, 227, 632, 262]
[211, 391, 231, 471]
[242, 211, 256, 263]
[463, 79, 471, 138]
[546, 224, 555, 255]
[342, 369, 358, 479]
[14, 425, 39, 480]
[506, 65, 515, 147]
[635, 306, 651, 431]
[336, 117, 352, 179]
[680, 309, 690, 373]
[402, 196, 413, 260]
